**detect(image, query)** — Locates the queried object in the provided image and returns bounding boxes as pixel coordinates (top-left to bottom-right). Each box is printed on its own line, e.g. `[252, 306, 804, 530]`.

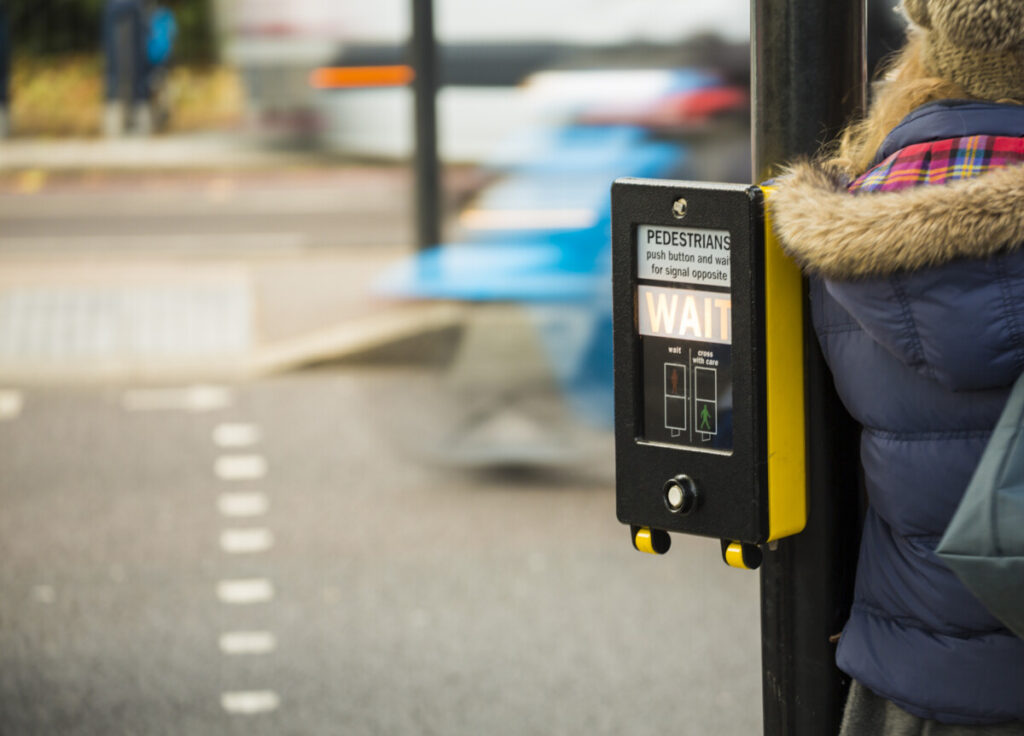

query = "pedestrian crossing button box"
[612, 178, 807, 556]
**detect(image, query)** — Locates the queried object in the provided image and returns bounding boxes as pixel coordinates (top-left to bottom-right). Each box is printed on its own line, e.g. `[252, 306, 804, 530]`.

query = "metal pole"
[752, 1, 865, 735]
[410, 0, 441, 251]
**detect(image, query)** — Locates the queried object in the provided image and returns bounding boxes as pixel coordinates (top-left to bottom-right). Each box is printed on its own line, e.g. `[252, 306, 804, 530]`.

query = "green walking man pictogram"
[700, 404, 712, 431]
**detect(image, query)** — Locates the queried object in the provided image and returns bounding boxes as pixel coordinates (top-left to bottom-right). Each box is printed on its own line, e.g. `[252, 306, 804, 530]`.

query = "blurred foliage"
[5, 0, 218, 63]
[11, 55, 103, 137]
[10, 55, 244, 136]
[162, 64, 245, 131]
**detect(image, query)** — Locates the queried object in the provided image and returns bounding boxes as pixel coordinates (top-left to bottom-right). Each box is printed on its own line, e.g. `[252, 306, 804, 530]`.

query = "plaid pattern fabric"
[849, 135, 1024, 193]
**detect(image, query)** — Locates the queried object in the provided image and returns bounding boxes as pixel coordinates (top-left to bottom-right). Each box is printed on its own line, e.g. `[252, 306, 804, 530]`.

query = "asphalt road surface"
[0, 371, 762, 735]
[0, 166, 485, 257]
[0, 167, 415, 255]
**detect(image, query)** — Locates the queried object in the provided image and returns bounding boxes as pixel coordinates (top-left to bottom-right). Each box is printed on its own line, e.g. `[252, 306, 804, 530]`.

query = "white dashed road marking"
[220, 528, 274, 554]
[123, 385, 233, 413]
[217, 579, 274, 605]
[213, 423, 262, 448]
[212, 420, 278, 717]
[221, 691, 281, 715]
[0, 390, 23, 420]
[217, 492, 269, 518]
[219, 631, 278, 655]
[215, 455, 267, 481]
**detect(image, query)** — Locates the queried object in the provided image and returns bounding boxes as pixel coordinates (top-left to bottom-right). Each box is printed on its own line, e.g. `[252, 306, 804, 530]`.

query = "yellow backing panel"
[762, 187, 807, 541]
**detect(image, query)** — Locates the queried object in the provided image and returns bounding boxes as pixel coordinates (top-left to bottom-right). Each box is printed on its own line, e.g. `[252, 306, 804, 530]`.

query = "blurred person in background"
[103, 0, 174, 135]
[770, 0, 1024, 732]
[103, 0, 147, 135]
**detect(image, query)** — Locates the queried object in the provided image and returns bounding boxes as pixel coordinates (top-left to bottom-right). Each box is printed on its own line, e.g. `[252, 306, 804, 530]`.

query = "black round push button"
[664, 475, 698, 515]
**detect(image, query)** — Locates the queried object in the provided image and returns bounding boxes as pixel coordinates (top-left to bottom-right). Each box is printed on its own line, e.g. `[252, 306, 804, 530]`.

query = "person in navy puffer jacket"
[769, 0, 1024, 733]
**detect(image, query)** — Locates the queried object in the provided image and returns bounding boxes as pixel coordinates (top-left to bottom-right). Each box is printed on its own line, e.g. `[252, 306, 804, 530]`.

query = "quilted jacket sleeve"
[824, 250, 1024, 392]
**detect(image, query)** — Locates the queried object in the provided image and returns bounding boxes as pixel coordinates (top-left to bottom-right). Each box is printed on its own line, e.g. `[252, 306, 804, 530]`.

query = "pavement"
[0, 252, 466, 383]
[0, 137, 480, 383]
[0, 132, 325, 172]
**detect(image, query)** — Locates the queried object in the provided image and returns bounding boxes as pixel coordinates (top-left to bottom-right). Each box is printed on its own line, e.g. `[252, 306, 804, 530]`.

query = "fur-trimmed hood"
[768, 160, 1024, 279]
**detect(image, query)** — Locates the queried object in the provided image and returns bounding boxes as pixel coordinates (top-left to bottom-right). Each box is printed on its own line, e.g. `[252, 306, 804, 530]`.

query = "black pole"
[752, 2, 865, 735]
[410, 0, 441, 251]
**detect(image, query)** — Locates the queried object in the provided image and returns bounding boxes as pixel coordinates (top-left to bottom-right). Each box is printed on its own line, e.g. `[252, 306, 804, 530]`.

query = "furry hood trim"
[768, 161, 1024, 279]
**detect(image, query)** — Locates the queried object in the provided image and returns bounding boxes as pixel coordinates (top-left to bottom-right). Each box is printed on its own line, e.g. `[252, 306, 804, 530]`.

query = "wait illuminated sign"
[638, 285, 732, 344]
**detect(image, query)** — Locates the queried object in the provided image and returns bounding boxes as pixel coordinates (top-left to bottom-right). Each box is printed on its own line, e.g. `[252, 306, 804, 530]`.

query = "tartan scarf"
[850, 135, 1024, 193]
